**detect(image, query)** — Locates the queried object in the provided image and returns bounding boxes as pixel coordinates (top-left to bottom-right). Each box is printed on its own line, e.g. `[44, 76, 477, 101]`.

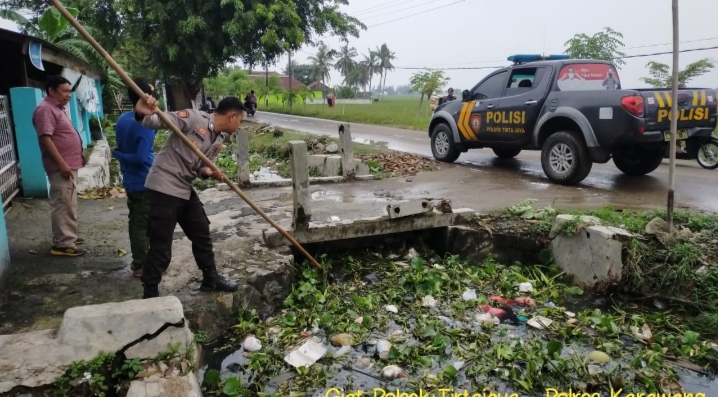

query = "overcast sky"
[284, 0, 718, 92]
[2, 0, 716, 93]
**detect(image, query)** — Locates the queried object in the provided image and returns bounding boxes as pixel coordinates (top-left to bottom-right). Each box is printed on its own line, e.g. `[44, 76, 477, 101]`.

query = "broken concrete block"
[0, 297, 188, 393]
[386, 200, 432, 219]
[550, 222, 630, 290]
[354, 161, 371, 176]
[126, 372, 202, 397]
[125, 322, 194, 360]
[57, 297, 185, 360]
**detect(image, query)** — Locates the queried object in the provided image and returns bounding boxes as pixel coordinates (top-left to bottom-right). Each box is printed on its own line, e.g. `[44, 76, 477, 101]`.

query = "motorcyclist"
[244, 91, 257, 106]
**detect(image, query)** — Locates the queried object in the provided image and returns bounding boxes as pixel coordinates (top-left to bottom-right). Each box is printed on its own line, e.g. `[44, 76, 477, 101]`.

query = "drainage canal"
[198, 226, 717, 397]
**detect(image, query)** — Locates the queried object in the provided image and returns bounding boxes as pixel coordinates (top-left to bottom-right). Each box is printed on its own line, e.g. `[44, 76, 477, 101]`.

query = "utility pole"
[667, 0, 679, 233]
[288, 52, 293, 109]
[265, 64, 269, 107]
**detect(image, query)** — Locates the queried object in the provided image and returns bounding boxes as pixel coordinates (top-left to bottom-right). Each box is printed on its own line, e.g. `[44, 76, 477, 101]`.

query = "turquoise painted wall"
[0, 206, 9, 299]
[9, 87, 50, 198]
[69, 92, 88, 148]
[95, 80, 104, 118]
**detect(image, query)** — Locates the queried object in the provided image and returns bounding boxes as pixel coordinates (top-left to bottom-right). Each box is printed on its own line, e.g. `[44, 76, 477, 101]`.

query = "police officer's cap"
[128, 78, 155, 106]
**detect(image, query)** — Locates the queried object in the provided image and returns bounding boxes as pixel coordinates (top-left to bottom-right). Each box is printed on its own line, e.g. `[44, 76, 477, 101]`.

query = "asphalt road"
[253, 111, 718, 213]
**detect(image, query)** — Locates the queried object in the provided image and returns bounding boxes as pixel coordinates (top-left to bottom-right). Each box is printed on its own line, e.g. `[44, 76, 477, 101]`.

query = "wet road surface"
[254, 112, 717, 212]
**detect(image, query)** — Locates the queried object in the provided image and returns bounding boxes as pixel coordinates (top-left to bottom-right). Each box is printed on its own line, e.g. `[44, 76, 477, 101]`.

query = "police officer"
[133, 94, 246, 299]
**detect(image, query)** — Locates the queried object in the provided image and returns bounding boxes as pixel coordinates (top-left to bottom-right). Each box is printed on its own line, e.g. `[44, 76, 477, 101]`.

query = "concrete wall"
[9, 87, 49, 198]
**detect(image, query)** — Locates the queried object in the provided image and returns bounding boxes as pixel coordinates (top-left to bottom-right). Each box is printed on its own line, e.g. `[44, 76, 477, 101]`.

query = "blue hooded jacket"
[113, 112, 156, 193]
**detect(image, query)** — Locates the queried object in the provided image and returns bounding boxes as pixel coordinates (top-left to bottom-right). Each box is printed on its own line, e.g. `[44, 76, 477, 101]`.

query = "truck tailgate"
[642, 89, 717, 131]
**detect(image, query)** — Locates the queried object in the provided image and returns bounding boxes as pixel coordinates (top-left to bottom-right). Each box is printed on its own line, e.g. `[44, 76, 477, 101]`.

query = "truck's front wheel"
[612, 145, 664, 176]
[541, 131, 593, 185]
[431, 123, 460, 163]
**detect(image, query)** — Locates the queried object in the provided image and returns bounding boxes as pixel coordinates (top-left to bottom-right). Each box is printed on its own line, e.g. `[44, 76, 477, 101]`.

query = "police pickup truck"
[429, 54, 718, 185]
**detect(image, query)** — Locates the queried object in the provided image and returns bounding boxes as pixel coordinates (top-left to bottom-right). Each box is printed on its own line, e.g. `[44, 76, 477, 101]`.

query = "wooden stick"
[50, 0, 321, 269]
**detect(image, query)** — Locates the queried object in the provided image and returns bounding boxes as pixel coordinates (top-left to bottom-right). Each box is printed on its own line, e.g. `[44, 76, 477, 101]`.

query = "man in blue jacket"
[113, 79, 157, 277]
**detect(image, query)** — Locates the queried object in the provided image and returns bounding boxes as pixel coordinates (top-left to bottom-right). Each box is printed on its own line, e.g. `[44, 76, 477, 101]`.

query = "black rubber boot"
[200, 268, 238, 292]
[143, 284, 159, 299]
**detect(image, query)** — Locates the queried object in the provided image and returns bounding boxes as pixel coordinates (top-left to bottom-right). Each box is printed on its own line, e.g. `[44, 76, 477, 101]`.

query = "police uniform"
[138, 109, 230, 291]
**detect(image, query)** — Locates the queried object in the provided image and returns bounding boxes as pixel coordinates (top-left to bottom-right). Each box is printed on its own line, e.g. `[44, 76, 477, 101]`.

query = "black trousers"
[141, 189, 215, 286]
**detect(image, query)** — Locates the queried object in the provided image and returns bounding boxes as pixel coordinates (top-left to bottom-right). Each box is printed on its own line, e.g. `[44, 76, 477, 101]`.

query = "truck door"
[457, 70, 508, 143]
[484, 66, 551, 142]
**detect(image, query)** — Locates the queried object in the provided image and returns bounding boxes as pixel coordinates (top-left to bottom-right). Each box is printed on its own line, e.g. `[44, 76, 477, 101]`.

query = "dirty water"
[252, 167, 287, 182]
[197, 246, 717, 397]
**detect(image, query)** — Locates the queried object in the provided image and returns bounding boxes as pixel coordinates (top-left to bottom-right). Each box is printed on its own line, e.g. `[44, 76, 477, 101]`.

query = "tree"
[110, 0, 364, 108]
[363, 49, 380, 98]
[283, 61, 314, 85]
[564, 27, 626, 68]
[376, 43, 396, 99]
[640, 59, 716, 87]
[308, 43, 335, 90]
[335, 44, 357, 85]
[409, 69, 449, 115]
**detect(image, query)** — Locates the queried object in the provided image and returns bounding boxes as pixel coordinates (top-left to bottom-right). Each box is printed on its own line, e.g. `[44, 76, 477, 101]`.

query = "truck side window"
[505, 68, 539, 96]
[472, 71, 507, 100]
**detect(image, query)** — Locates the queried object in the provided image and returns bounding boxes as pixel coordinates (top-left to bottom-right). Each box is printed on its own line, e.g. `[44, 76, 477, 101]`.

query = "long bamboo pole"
[49, 0, 322, 269]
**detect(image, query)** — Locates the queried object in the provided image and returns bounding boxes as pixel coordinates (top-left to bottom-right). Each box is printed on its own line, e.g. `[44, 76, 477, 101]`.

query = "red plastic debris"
[300, 331, 310, 338]
[515, 297, 537, 307]
[479, 305, 507, 319]
[489, 295, 515, 306]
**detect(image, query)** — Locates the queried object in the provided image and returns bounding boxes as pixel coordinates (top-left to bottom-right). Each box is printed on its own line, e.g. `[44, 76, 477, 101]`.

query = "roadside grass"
[261, 96, 432, 131]
[499, 200, 718, 338]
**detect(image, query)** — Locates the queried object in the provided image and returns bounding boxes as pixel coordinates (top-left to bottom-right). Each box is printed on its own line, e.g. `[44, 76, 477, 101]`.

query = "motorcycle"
[244, 100, 257, 117]
[663, 129, 718, 169]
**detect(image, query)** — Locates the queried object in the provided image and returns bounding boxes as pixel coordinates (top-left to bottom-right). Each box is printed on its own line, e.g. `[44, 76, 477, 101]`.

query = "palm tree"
[376, 44, 396, 100]
[335, 44, 357, 85]
[363, 49, 380, 98]
[308, 44, 335, 93]
[353, 62, 372, 96]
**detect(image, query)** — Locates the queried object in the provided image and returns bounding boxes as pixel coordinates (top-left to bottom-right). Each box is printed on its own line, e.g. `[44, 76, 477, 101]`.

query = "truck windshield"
[556, 63, 621, 91]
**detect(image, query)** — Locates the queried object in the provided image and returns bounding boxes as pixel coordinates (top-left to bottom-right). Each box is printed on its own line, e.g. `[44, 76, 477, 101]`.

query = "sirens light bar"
[507, 54, 571, 64]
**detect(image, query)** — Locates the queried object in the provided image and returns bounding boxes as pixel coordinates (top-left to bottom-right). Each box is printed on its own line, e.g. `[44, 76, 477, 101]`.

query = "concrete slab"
[289, 141, 311, 229]
[262, 208, 477, 248]
[386, 200, 432, 219]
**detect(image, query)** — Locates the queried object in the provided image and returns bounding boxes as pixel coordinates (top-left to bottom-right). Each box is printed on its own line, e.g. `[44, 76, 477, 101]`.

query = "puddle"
[199, 244, 717, 396]
[251, 167, 286, 181]
[353, 137, 390, 148]
[310, 191, 344, 202]
[527, 182, 550, 190]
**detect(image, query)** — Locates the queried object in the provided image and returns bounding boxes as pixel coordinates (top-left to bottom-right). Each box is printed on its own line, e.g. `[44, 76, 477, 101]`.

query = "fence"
[0, 96, 20, 211]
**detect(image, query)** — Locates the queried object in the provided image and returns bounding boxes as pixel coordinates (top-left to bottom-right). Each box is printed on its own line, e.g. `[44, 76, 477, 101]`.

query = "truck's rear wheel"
[541, 131, 592, 185]
[492, 147, 522, 159]
[431, 123, 460, 163]
[613, 145, 664, 176]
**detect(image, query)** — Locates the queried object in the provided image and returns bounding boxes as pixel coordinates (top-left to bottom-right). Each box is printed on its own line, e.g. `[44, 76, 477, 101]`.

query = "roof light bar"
[507, 54, 570, 64]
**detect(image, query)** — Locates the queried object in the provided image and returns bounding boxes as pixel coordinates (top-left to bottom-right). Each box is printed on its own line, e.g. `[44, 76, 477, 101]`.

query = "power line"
[352, 0, 421, 17]
[367, 0, 467, 28]
[360, 0, 450, 21]
[350, 0, 414, 16]
[393, 45, 718, 70]
[626, 36, 718, 50]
